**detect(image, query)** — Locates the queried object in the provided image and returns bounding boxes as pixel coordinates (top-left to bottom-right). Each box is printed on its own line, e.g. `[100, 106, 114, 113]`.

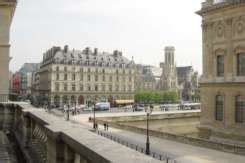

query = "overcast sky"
[10, 0, 203, 73]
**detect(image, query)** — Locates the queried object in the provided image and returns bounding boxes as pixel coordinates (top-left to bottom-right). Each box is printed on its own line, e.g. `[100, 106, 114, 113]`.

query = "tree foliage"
[135, 90, 179, 104]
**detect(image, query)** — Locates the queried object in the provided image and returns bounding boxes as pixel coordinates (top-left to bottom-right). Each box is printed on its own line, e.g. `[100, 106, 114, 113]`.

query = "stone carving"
[215, 22, 225, 38]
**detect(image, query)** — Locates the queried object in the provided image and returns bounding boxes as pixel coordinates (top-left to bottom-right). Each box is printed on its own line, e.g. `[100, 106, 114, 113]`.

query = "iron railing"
[96, 130, 178, 163]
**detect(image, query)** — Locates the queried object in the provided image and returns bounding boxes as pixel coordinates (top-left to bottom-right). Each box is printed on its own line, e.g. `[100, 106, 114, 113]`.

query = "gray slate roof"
[42, 46, 134, 68]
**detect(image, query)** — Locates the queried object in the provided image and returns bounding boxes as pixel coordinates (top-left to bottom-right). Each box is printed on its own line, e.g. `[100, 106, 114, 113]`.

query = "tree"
[135, 90, 179, 104]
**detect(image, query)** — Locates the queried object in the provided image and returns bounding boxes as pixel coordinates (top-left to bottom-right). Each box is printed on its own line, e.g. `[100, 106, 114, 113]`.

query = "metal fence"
[96, 130, 177, 163]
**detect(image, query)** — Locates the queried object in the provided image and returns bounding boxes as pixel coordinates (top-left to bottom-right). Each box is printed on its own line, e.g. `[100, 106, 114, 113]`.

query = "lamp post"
[145, 104, 153, 155]
[67, 104, 70, 121]
[93, 98, 97, 130]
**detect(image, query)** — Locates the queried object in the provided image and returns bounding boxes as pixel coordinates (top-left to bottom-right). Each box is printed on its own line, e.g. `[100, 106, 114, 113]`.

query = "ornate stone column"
[0, 0, 16, 102]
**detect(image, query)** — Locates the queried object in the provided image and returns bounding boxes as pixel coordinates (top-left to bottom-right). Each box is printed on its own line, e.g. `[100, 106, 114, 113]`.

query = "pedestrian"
[104, 123, 106, 131]
[106, 123, 109, 131]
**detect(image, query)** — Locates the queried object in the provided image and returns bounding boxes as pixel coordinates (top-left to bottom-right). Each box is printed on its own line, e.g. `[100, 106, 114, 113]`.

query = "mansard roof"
[41, 46, 135, 68]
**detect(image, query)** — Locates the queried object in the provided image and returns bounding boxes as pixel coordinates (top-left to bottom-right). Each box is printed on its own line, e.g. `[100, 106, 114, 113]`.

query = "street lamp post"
[93, 98, 97, 130]
[67, 104, 70, 121]
[145, 104, 153, 155]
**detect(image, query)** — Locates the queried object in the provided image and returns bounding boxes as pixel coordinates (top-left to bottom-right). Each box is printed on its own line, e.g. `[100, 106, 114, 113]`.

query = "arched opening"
[79, 95, 84, 105]
[63, 95, 68, 105]
[71, 95, 76, 105]
[54, 95, 60, 107]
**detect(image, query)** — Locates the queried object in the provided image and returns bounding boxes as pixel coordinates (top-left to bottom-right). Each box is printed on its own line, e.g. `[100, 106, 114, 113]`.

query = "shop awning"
[115, 100, 134, 105]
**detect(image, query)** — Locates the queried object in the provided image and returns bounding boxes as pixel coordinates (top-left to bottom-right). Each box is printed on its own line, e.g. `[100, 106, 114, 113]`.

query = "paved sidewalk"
[72, 113, 245, 163]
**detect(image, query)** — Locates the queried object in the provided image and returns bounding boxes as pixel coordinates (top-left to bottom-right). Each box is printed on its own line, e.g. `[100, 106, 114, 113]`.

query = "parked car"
[135, 104, 144, 111]
[95, 102, 110, 111]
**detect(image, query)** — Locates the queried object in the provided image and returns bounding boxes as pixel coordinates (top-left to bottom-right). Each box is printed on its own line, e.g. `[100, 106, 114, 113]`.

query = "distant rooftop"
[197, 0, 245, 15]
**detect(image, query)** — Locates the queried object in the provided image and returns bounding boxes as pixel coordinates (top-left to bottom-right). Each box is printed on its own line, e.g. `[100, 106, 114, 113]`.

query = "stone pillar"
[64, 144, 74, 163]
[46, 135, 65, 163]
[23, 114, 32, 148]
[0, 1, 16, 102]
[74, 153, 88, 163]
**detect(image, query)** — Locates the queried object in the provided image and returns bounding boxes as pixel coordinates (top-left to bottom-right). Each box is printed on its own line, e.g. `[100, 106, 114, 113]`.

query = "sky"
[10, 0, 203, 73]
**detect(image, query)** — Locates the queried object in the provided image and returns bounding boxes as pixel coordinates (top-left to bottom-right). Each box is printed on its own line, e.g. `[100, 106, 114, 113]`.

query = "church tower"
[165, 46, 175, 66]
[160, 46, 178, 91]
[0, 0, 17, 102]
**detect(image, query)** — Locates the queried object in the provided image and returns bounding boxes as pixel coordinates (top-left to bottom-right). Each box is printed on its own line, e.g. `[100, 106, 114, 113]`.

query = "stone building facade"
[135, 64, 161, 91]
[160, 46, 178, 91]
[177, 66, 199, 101]
[197, 0, 245, 142]
[35, 46, 135, 107]
[0, 0, 16, 102]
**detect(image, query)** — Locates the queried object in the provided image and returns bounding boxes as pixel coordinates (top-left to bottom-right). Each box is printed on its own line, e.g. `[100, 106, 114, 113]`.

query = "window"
[80, 85, 83, 91]
[95, 75, 98, 81]
[55, 83, 59, 91]
[56, 74, 59, 80]
[237, 53, 245, 76]
[80, 68, 83, 72]
[72, 73, 76, 80]
[80, 74, 83, 81]
[102, 69, 105, 74]
[102, 85, 105, 91]
[64, 84, 68, 91]
[109, 76, 112, 82]
[102, 75, 105, 82]
[64, 67, 67, 72]
[109, 85, 112, 92]
[123, 85, 126, 92]
[217, 55, 224, 77]
[88, 75, 91, 81]
[235, 96, 244, 123]
[215, 95, 224, 121]
[72, 84, 76, 91]
[129, 76, 132, 82]
[64, 74, 68, 80]
[116, 85, 119, 91]
[128, 85, 132, 92]
[95, 85, 98, 91]
[56, 66, 59, 72]
[87, 85, 91, 91]
[116, 76, 119, 81]
[88, 68, 91, 73]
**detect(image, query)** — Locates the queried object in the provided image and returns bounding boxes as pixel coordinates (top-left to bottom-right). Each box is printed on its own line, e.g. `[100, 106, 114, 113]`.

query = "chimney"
[64, 45, 69, 53]
[85, 47, 90, 55]
[113, 50, 119, 57]
[94, 48, 98, 55]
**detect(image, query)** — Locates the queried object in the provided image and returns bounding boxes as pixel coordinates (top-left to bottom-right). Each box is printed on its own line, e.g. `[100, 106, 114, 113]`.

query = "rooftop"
[197, 0, 245, 15]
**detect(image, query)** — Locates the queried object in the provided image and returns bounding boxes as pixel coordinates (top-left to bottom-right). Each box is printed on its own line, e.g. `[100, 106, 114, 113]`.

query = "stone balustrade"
[0, 102, 162, 163]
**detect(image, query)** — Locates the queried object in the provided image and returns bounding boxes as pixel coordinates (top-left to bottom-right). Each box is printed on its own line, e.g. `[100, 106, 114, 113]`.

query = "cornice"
[197, 1, 245, 16]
